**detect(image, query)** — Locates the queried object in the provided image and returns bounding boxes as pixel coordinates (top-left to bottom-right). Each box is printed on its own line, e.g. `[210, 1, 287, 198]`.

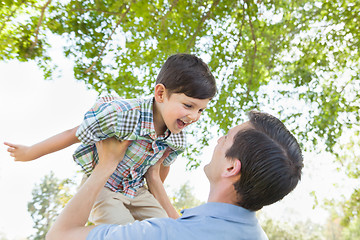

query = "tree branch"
[219, 2, 245, 88]
[232, 3, 246, 59]
[248, 13, 257, 91]
[26, 0, 52, 58]
[186, 0, 220, 52]
[84, 1, 134, 74]
[0, 1, 25, 34]
[160, 0, 179, 30]
[69, 8, 125, 16]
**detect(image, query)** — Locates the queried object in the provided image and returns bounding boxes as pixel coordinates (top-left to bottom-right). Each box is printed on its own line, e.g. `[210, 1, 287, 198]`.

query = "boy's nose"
[188, 111, 200, 122]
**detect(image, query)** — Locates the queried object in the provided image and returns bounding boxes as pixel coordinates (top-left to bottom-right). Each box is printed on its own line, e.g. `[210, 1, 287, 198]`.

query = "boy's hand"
[144, 148, 180, 219]
[145, 148, 171, 179]
[4, 142, 34, 162]
[95, 138, 132, 168]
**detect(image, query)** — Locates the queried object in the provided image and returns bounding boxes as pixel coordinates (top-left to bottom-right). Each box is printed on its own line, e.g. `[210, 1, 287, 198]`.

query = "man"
[46, 111, 303, 240]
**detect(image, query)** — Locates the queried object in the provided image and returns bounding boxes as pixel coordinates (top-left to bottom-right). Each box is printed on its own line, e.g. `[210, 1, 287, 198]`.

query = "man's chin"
[203, 164, 209, 177]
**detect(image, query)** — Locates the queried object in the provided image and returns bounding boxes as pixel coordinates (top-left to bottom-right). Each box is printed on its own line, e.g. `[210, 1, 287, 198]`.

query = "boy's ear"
[222, 159, 241, 178]
[154, 84, 166, 103]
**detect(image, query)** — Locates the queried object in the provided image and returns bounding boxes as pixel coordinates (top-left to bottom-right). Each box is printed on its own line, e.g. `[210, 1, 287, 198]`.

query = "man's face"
[161, 92, 210, 134]
[204, 122, 252, 182]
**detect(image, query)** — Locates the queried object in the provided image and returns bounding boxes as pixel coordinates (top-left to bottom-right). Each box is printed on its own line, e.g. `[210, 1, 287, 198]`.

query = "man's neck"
[207, 181, 239, 205]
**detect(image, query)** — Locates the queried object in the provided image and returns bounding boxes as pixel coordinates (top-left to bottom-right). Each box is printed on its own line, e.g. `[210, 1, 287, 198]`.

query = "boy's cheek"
[189, 120, 198, 126]
[195, 115, 201, 122]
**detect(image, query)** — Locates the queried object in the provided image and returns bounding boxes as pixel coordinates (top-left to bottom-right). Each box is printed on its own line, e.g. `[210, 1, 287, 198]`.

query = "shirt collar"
[139, 97, 160, 138]
[166, 131, 187, 151]
[180, 202, 258, 224]
[138, 97, 186, 150]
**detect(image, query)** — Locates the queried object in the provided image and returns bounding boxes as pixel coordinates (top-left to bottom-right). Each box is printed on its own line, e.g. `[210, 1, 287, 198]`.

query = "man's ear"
[154, 84, 166, 103]
[222, 159, 241, 178]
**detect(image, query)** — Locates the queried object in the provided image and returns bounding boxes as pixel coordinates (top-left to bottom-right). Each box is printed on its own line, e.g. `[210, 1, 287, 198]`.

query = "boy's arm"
[159, 164, 170, 183]
[4, 126, 80, 162]
[145, 150, 180, 219]
[46, 138, 132, 240]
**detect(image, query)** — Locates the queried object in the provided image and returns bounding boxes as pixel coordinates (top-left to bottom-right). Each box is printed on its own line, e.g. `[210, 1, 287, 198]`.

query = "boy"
[4, 53, 217, 224]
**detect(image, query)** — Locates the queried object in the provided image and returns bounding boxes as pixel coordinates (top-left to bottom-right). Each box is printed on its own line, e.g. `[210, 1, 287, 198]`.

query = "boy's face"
[159, 91, 210, 134]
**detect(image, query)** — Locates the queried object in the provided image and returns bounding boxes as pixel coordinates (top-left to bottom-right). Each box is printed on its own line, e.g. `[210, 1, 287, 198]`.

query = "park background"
[0, 1, 359, 239]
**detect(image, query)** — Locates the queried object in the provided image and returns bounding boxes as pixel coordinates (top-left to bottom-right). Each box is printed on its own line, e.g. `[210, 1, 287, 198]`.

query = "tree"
[1, 1, 359, 168]
[340, 216, 360, 240]
[326, 133, 360, 229]
[0, 232, 8, 240]
[260, 217, 324, 240]
[170, 181, 204, 213]
[2, 2, 360, 233]
[322, 210, 344, 240]
[27, 172, 74, 240]
[322, 208, 360, 240]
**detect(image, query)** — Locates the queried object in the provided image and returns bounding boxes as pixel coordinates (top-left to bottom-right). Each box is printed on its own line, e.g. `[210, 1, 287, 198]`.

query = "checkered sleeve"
[76, 98, 140, 145]
[162, 149, 183, 166]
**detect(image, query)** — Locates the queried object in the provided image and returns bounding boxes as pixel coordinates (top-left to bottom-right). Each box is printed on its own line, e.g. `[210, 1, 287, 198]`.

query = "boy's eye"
[184, 104, 192, 108]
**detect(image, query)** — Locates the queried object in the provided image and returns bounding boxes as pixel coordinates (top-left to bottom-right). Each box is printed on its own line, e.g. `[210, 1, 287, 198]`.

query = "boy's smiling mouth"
[177, 119, 193, 129]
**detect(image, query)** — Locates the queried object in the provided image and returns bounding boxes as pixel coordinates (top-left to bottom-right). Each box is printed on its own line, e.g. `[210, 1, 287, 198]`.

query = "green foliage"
[0, 232, 8, 240]
[322, 209, 360, 240]
[170, 181, 204, 213]
[340, 216, 360, 240]
[341, 189, 360, 226]
[260, 217, 324, 240]
[333, 135, 360, 226]
[2, 2, 360, 230]
[1, 0, 359, 162]
[0, 0, 55, 77]
[323, 213, 343, 240]
[27, 172, 74, 240]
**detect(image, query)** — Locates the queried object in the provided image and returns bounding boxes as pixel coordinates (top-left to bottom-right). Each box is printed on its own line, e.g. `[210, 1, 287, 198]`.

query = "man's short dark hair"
[156, 53, 217, 99]
[226, 111, 303, 211]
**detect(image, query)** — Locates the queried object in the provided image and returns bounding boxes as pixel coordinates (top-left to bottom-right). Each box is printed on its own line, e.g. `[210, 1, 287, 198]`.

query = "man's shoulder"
[87, 218, 176, 240]
[87, 214, 268, 240]
[178, 203, 268, 239]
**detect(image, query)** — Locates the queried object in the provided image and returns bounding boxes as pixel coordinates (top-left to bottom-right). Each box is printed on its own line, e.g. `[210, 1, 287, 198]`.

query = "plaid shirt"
[73, 95, 186, 198]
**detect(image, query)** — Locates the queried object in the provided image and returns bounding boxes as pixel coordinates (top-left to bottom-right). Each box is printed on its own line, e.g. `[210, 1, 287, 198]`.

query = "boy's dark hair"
[225, 111, 303, 211]
[156, 53, 217, 99]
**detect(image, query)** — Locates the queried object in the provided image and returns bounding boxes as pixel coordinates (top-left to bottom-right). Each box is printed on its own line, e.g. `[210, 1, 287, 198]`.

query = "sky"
[0, 51, 357, 239]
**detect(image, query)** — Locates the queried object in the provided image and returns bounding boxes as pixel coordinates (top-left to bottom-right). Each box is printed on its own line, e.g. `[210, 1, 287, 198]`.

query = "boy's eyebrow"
[186, 100, 208, 109]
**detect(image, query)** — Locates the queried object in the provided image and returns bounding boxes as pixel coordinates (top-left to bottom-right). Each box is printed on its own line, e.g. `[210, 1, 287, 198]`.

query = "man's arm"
[145, 150, 180, 219]
[46, 138, 132, 240]
[4, 126, 80, 162]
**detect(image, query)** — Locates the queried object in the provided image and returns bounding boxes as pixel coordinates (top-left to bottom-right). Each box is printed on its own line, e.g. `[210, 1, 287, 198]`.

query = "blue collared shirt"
[87, 202, 268, 240]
